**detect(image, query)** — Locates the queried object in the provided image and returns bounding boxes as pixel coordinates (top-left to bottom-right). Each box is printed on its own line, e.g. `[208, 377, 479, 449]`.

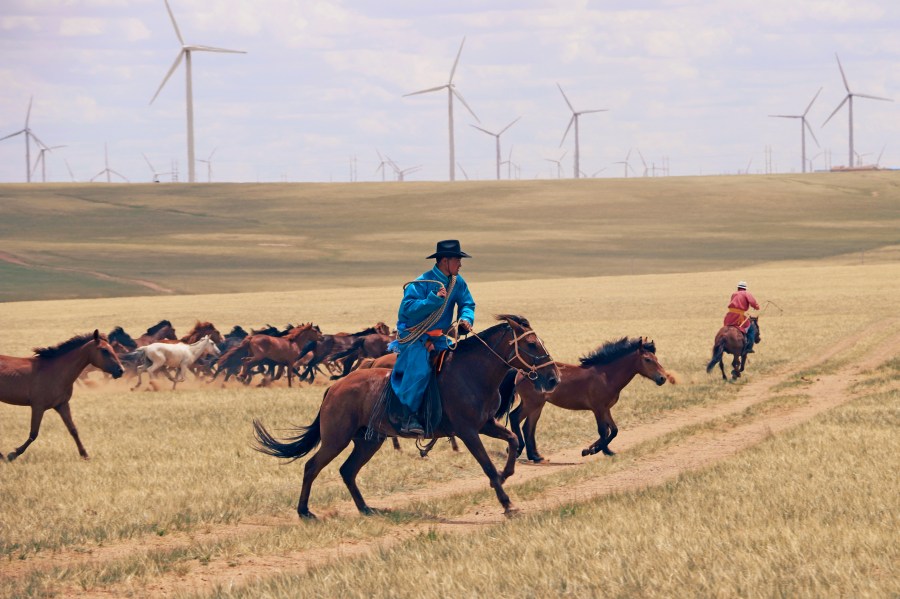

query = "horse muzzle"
[654, 374, 667, 386]
[535, 373, 560, 393]
[110, 366, 124, 379]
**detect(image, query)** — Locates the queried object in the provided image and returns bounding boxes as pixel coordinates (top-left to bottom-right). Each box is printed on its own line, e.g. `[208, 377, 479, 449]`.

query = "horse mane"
[226, 325, 248, 338]
[579, 337, 655, 367]
[455, 314, 530, 351]
[350, 326, 379, 336]
[33, 333, 104, 359]
[108, 326, 137, 349]
[145, 320, 173, 335]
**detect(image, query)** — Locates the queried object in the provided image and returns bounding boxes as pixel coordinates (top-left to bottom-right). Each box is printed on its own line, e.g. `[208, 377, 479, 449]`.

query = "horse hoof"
[7, 451, 18, 462]
[503, 506, 520, 518]
[581, 448, 591, 457]
[298, 510, 317, 521]
[602, 449, 616, 457]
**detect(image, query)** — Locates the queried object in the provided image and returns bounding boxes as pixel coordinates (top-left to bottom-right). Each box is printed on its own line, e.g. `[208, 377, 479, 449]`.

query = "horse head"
[374, 321, 391, 335]
[88, 330, 125, 379]
[637, 337, 668, 386]
[197, 335, 221, 357]
[187, 321, 224, 345]
[749, 316, 761, 344]
[498, 314, 560, 393]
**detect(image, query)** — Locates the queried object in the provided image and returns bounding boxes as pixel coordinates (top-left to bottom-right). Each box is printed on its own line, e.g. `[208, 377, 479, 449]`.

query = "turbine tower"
[150, 0, 245, 183]
[404, 37, 479, 181]
[544, 150, 567, 179]
[0, 96, 48, 183]
[558, 83, 607, 179]
[770, 87, 821, 173]
[197, 147, 217, 182]
[822, 54, 893, 168]
[470, 117, 520, 180]
[31, 144, 66, 183]
[91, 143, 129, 183]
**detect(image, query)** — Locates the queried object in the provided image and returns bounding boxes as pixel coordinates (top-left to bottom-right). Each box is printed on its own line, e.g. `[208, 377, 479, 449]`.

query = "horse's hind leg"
[55, 402, 89, 459]
[8, 407, 45, 461]
[339, 437, 386, 514]
[584, 407, 618, 457]
[297, 440, 348, 519]
[521, 404, 547, 463]
[508, 403, 526, 457]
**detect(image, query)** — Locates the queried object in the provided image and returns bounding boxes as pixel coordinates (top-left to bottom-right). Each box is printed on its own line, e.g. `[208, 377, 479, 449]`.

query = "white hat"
[737, 281, 747, 289]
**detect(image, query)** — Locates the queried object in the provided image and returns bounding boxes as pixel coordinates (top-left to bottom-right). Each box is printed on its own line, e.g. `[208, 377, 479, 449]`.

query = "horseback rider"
[388, 240, 476, 436]
[724, 281, 760, 353]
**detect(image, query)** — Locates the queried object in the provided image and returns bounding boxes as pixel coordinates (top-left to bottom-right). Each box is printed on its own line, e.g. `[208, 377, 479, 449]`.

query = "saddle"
[366, 351, 446, 440]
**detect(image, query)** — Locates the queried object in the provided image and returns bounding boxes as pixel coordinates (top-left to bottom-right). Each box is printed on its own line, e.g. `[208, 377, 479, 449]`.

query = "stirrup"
[401, 415, 425, 437]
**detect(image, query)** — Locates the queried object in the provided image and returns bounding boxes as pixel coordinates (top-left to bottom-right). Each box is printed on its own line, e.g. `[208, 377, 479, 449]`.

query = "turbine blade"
[449, 37, 465, 83]
[29, 131, 49, 150]
[835, 53, 850, 93]
[768, 114, 800, 119]
[452, 88, 479, 122]
[804, 119, 820, 148]
[498, 116, 521, 136]
[560, 115, 575, 146]
[0, 130, 25, 142]
[110, 169, 130, 182]
[470, 124, 495, 136]
[30, 155, 41, 178]
[150, 50, 185, 104]
[186, 45, 246, 54]
[25, 95, 33, 127]
[854, 92, 893, 102]
[637, 149, 647, 168]
[164, 0, 185, 46]
[822, 96, 849, 127]
[803, 87, 823, 116]
[577, 108, 608, 115]
[143, 153, 156, 171]
[403, 84, 447, 97]
[557, 83, 575, 112]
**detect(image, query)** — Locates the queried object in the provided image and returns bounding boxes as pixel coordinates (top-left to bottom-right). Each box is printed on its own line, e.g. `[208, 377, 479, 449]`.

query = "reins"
[465, 324, 555, 381]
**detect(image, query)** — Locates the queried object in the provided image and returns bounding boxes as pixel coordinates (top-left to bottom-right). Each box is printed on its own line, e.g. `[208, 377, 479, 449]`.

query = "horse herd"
[0, 314, 761, 518]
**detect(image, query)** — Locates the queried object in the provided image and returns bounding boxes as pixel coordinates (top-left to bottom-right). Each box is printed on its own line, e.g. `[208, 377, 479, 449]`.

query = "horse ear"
[93, 329, 100, 343]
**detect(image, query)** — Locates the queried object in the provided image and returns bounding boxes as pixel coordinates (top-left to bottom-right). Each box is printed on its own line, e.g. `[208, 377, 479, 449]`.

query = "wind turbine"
[822, 54, 893, 168]
[471, 117, 520, 180]
[375, 150, 392, 181]
[389, 160, 421, 182]
[91, 143, 129, 183]
[558, 83, 607, 179]
[544, 150, 567, 179]
[196, 147, 217, 182]
[635, 149, 649, 177]
[31, 144, 66, 183]
[0, 96, 49, 182]
[499, 145, 517, 180]
[64, 159, 79, 182]
[404, 37, 479, 181]
[770, 87, 821, 173]
[150, 0, 245, 183]
[613, 149, 635, 178]
[143, 153, 172, 182]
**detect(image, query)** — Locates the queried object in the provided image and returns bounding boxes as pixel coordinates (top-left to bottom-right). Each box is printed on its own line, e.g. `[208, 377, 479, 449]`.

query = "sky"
[1, 0, 898, 184]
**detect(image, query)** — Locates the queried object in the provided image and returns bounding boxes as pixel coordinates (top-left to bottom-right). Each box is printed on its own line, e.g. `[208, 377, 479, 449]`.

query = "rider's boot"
[399, 405, 425, 437]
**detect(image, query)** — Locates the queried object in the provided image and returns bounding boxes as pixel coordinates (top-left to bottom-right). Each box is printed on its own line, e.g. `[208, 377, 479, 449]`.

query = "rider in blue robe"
[388, 240, 475, 435]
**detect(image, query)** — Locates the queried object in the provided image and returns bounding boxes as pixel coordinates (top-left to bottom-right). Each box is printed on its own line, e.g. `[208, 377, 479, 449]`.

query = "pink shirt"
[724, 290, 760, 330]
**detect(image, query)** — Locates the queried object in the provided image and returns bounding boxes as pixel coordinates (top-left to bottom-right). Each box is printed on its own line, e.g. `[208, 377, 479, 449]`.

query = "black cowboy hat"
[426, 239, 472, 259]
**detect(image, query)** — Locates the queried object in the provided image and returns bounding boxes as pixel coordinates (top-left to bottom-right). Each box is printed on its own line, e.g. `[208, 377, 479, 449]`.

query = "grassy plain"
[0, 171, 898, 301]
[0, 174, 898, 597]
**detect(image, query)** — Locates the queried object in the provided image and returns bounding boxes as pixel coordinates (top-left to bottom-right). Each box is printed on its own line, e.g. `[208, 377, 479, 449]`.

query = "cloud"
[59, 17, 106, 37]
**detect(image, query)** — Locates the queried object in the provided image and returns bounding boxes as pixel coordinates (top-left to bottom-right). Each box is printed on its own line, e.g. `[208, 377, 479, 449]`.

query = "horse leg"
[8, 407, 45, 461]
[54, 402, 89, 459]
[508, 403, 526, 457]
[740, 352, 749, 373]
[731, 355, 741, 379]
[718, 354, 727, 381]
[297, 439, 350, 520]
[584, 407, 618, 457]
[339, 437, 386, 514]
[449, 435, 459, 452]
[521, 404, 547, 463]
[454, 427, 515, 514]
[478, 419, 519, 483]
[391, 437, 402, 451]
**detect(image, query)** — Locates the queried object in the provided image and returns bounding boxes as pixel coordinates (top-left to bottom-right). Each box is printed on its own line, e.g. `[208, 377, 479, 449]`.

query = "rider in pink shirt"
[724, 281, 760, 352]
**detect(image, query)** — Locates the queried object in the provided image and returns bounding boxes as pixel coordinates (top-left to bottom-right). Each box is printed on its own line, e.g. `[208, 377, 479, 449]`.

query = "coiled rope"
[396, 276, 457, 346]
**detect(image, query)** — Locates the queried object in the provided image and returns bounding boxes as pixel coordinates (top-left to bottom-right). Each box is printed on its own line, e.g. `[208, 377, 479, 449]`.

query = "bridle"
[467, 322, 556, 381]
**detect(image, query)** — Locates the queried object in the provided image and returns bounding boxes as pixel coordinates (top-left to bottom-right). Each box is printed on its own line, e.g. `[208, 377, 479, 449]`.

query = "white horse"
[131, 336, 220, 390]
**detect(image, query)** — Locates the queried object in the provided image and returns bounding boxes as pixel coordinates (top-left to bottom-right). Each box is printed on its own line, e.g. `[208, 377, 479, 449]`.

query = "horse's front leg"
[479, 419, 519, 483]
[454, 426, 515, 514]
[584, 407, 618, 456]
[55, 401, 89, 459]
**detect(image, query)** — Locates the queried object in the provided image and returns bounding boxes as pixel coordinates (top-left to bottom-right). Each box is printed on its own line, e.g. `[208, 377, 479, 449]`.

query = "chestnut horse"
[0, 331, 124, 461]
[329, 331, 396, 380]
[297, 322, 391, 382]
[508, 337, 670, 463]
[706, 317, 761, 380]
[239, 324, 322, 387]
[135, 320, 177, 346]
[253, 315, 560, 518]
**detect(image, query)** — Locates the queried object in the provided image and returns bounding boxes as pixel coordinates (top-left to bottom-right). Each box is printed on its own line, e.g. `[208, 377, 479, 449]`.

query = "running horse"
[135, 320, 177, 346]
[0, 331, 124, 461]
[130, 336, 221, 390]
[706, 316, 761, 380]
[508, 337, 671, 463]
[253, 315, 561, 518]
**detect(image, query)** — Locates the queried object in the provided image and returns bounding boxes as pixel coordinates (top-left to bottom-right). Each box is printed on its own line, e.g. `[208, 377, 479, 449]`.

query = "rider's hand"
[458, 320, 472, 334]
[436, 287, 448, 298]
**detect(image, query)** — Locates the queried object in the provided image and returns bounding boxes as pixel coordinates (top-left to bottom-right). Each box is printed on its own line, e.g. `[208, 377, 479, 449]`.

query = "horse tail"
[706, 338, 726, 373]
[252, 411, 322, 462]
[495, 369, 519, 420]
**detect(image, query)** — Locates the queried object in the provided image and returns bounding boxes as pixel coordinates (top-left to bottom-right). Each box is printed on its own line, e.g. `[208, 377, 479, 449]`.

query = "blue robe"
[388, 266, 476, 411]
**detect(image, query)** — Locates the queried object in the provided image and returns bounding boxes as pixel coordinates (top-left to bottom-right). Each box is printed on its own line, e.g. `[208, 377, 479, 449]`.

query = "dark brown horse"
[239, 324, 322, 387]
[135, 320, 177, 346]
[253, 315, 560, 518]
[179, 321, 224, 378]
[329, 331, 396, 380]
[509, 337, 670, 463]
[297, 322, 391, 382]
[706, 317, 761, 380]
[0, 331, 124, 461]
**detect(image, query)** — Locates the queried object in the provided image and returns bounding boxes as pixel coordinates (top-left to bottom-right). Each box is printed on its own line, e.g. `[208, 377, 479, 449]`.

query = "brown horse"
[329, 331, 396, 380]
[0, 331, 124, 461]
[509, 337, 670, 463]
[135, 320, 177, 346]
[706, 317, 761, 380]
[253, 315, 560, 518]
[297, 322, 392, 382]
[180, 321, 224, 345]
[239, 324, 322, 387]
